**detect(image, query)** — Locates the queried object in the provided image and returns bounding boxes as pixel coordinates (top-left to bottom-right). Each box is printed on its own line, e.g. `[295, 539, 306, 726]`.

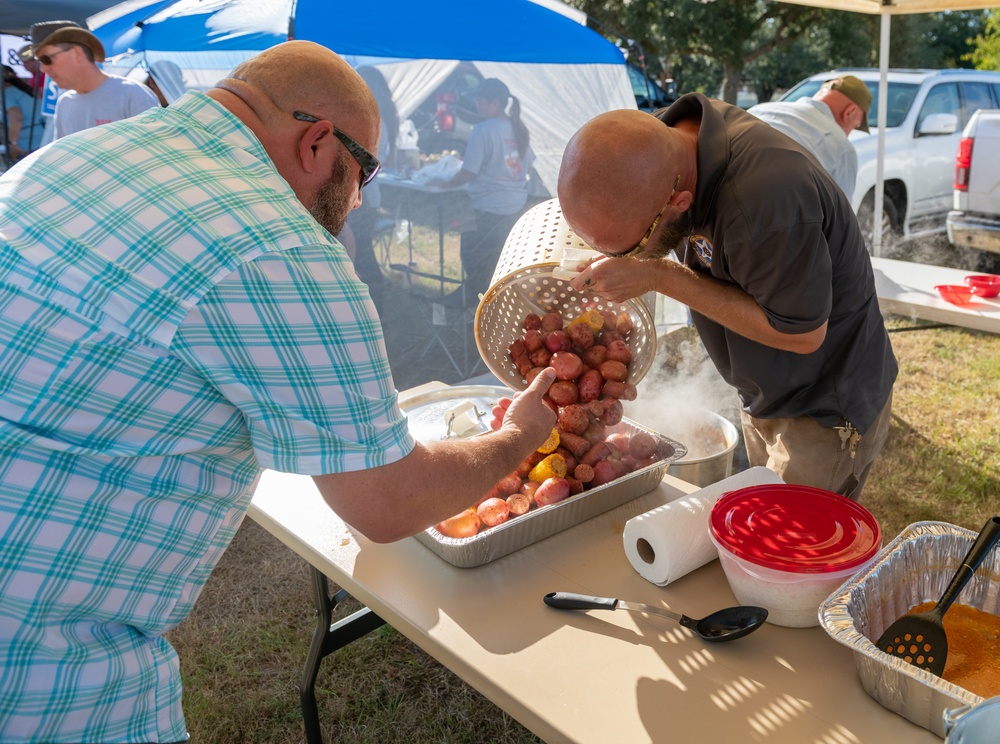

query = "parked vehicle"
[947, 108, 1000, 272]
[628, 64, 677, 112]
[781, 68, 1000, 252]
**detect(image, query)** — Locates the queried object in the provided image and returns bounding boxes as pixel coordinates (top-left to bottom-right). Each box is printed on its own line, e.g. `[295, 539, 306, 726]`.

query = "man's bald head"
[223, 40, 378, 142]
[559, 109, 685, 252]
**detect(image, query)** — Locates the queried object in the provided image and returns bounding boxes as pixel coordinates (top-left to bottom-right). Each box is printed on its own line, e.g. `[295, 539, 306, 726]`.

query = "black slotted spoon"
[875, 516, 1000, 676]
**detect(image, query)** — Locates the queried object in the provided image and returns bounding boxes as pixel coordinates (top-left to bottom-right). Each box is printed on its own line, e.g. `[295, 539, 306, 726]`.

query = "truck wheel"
[857, 191, 900, 256]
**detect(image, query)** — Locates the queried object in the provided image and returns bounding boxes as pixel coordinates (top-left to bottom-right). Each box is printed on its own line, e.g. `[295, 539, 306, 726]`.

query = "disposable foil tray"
[399, 385, 686, 568]
[819, 521, 1000, 738]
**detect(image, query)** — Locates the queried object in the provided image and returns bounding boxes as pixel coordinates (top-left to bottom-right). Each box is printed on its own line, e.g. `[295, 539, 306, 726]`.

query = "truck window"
[959, 82, 995, 127]
[917, 83, 959, 130]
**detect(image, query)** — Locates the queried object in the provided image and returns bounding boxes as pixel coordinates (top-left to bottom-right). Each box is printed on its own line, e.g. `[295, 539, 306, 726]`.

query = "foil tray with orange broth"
[819, 521, 1000, 737]
[399, 385, 686, 568]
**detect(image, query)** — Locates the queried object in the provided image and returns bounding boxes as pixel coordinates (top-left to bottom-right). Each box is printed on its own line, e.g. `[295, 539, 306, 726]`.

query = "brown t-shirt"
[655, 93, 896, 434]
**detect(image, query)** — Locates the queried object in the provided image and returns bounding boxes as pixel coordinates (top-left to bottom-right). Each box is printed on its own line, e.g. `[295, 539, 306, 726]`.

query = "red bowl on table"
[964, 274, 1000, 298]
[934, 284, 976, 305]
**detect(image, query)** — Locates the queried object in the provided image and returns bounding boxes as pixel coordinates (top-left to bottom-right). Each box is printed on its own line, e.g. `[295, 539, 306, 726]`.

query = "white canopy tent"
[776, 0, 998, 255]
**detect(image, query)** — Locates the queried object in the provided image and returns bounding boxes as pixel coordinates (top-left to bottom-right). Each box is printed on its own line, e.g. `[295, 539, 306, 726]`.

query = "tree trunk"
[719, 61, 741, 105]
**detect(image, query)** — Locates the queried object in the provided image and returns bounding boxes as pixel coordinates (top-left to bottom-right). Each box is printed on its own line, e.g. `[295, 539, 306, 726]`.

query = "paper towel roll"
[624, 467, 784, 586]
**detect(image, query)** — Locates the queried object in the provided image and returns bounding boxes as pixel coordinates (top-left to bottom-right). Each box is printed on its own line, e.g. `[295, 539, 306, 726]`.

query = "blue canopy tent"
[88, 0, 636, 193]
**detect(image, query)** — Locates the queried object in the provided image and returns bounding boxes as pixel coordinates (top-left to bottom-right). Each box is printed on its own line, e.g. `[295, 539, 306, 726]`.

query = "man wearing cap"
[559, 94, 897, 503]
[748, 75, 872, 198]
[24, 20, 157, 139]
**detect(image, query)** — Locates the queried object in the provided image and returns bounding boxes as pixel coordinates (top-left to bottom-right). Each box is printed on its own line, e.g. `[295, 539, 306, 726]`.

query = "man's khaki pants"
[740, 391, 893, 502]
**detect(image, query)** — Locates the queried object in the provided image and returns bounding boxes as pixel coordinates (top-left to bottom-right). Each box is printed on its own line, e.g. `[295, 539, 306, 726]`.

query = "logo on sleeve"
[690, 234, 714, 267]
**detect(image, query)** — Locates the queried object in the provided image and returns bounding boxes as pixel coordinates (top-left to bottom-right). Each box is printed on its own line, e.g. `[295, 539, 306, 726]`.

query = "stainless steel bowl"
[665, 409, 739, 488]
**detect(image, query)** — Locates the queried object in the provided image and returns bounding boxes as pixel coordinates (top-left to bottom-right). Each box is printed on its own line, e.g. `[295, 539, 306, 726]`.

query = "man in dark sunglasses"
[0, 40, 556, 743]
[558, 101, 897, 504]
[22, 20, 157, 139]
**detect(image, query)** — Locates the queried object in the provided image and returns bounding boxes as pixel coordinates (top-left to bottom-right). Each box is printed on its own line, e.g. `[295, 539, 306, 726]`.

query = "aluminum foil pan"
[819, 521, 1000, 738]
[399, 385, 687, 568]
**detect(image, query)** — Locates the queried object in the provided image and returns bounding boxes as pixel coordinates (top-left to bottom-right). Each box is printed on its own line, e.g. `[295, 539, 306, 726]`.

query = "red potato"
[547, 380, 579, 407]
[520, 480, 540, 503]
[577, 368, 604, 403]
[544, 330, 571, 354]
[435, 510, 482, 539]
[506, 491, 532, 516]
[597, 329, 623, 347]
[629, 431, 658, 460]
[534, 476, 571, 506]
[549, 351, 583, 381]
[529, 347, 552, 368]
[600, 310, 618, 329]
[477, 497, 511, 528]
[523, 313, 542, 330]
[496, 472, 523, 497]
[605, 339, 632, 365]
[598, 359, 628, 383]
[602, 380, 637, 401]
[598, 398, 624, 426]
[615, 312, 634, 336]
[557, 403, 589, 434]
[541, 312, 564, 332]
[566, 322, 595, 351]
[523, 329, 544, 353]
[591, 458, 620, 486]
[525, 366, 546, 384]
[605, 432, 630, 457]
[581, 344, 607, 368]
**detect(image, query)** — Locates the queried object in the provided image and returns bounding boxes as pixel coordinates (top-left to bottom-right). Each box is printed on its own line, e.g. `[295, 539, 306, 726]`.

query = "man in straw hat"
[22, 20, 157, 139]
[0, 40, 555, 741]
[748, 74, 872, 198]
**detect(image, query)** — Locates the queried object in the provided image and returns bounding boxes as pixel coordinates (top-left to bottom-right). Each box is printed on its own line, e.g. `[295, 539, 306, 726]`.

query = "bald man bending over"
[0, 41, 554, 743]
[559, 94, 896, 502]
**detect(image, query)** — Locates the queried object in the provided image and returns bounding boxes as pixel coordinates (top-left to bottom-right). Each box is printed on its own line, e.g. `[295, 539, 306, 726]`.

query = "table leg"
[300, 566, 386, 744]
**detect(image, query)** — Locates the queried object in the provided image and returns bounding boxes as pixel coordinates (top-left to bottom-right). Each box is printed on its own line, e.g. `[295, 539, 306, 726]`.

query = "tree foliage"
[574, 0, 989, 105]
[966, 9, 1000, 70]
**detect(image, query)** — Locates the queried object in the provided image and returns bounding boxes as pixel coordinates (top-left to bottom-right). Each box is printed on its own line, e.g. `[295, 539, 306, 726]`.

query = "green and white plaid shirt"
[0, 92, 412, 742]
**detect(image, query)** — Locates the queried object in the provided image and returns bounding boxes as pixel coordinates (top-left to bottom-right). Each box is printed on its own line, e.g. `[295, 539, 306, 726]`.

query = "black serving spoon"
[875, 516, 1000, 676]
[543, 592, 768, 642]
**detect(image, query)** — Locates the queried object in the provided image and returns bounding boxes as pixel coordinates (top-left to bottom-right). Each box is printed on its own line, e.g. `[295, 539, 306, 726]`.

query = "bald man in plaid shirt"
[0, 41, 555, 743]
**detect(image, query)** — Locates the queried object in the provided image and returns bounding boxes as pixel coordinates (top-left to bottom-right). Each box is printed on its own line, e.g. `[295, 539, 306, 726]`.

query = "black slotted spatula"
[875, 516, 1000, 676]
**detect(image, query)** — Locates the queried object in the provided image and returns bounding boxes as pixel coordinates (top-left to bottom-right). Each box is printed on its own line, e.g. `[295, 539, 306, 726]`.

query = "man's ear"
[297, 119, 333, 175]
[672, 188, 694, 213]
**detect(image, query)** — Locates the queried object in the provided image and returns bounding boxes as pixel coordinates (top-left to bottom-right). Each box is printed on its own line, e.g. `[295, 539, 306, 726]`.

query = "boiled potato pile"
[434, 307, 663, 539]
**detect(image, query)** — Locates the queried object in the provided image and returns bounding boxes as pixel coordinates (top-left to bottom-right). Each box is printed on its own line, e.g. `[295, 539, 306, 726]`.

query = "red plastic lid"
[709, 484, 881, 574]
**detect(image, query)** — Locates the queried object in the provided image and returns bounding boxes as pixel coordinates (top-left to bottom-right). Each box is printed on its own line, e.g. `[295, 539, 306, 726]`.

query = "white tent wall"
[475, 61, 635, 194]
[101, 55, 635, 198]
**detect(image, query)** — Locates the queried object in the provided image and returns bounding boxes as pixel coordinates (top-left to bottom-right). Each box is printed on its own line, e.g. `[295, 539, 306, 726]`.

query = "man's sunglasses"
[293, 111, 381, 187]
[35, 47, 74, 66]
[597, 174, 681, 258]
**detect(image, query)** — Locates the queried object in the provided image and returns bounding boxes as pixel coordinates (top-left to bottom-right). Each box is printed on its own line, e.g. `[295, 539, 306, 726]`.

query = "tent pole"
[873, 5, 891, 257]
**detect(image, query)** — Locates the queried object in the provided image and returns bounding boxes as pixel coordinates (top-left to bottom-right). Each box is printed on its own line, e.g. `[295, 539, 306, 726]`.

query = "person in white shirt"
[24, 21, 158, 139]
[748, 75, 871, 199]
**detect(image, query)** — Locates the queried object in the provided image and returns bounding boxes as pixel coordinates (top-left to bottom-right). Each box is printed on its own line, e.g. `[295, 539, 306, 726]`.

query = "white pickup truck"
[780, 69, 1000, 251]
[947, 108, 1000, 272]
